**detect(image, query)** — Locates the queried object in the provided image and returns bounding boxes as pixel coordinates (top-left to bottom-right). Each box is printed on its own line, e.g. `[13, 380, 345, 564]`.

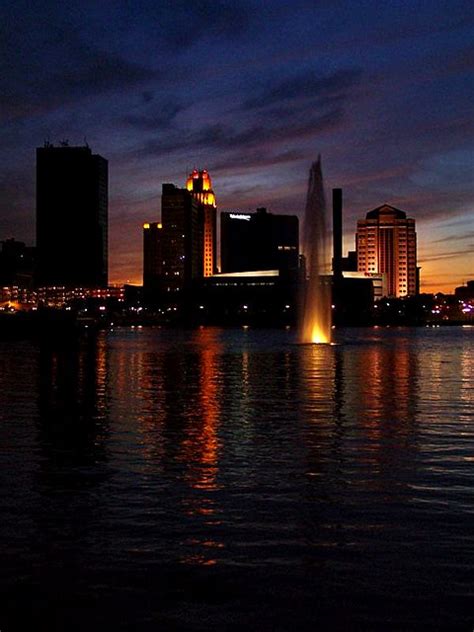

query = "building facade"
[0, 239, 36, 287]
[185, 169, 217, 277]
[143, 171, 218, 294]
[36, 143, 108, 287]
[159, 183, 202, 294]
[143, 222, 163, 289]
[356, 204, 417, 297]
[221, 207, 299, 274]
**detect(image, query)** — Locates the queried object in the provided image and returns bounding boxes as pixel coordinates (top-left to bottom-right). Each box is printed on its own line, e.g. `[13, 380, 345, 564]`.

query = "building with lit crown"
[356, 204, 417, 297]
[186, 169, 217, 277]
[143, 171, 218, 294]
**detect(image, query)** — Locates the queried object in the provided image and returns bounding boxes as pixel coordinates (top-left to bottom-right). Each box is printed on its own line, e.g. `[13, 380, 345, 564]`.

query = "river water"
[0, 327, 473, 631]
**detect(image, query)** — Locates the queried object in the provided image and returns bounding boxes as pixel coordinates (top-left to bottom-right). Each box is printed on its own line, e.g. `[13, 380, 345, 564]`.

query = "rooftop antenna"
[60, 139, 69, 147]
[84, 136, 89, 148]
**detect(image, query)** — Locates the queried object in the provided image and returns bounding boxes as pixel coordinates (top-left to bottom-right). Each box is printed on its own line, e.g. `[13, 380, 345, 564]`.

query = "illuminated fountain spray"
[299, 156, 332, 344]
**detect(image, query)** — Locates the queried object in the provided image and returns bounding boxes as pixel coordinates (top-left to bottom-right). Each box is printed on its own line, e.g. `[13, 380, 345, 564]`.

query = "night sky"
[1, 0, 472, 291]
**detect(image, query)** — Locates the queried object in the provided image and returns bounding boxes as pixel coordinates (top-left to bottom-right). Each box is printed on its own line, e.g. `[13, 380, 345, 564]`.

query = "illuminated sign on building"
[229, 213, 251, 221]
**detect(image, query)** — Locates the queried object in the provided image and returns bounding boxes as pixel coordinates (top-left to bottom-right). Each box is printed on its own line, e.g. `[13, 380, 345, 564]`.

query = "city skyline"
[0, 147, 470, 295]
[0, 1, 472, 292]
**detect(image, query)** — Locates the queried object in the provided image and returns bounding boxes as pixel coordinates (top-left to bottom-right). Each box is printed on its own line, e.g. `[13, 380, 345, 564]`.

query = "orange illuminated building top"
[186, 169, 213, 193]
[186, 169, 217, 277]
[186, 169, 216, 207]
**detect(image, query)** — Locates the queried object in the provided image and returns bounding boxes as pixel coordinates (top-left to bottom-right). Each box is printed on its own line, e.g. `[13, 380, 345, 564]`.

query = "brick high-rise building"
[356, 204, 417, 297]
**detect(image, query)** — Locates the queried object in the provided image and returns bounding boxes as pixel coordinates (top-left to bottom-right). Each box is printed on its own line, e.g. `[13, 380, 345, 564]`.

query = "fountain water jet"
[298, 157, 332, 344]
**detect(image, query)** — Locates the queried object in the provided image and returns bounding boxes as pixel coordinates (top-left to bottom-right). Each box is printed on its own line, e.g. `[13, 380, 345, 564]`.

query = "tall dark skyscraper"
[36, 143, 108, 287]
[221, 207, 299, 273]
[160, 183, 202, 293]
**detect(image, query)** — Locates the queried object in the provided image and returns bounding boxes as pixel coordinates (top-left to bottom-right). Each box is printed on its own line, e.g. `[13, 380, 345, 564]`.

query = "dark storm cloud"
[134, 108, 343, 159]
[54, 48, 157, 96]
[0, 2, 158, 124]
[138, 0, 252, 49]
[122, 102, 185, 131]
[0, 43, 158, 124]
[243, 68, 362, 111]
[418, 247, 474, 263]
[357, 188, 474, 224]
[444, 44, 474, 75]
[126, 65, 362, 170]
[324, 1, 474, 53]
[210, 148, 306, 173]
[0, 0, 252, 127]
[432, 231, 474, 244]
[438, 217, 474, 230]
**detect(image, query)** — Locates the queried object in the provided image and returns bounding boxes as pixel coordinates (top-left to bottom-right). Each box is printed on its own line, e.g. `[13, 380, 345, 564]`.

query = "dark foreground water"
[0, 327, 473, 631]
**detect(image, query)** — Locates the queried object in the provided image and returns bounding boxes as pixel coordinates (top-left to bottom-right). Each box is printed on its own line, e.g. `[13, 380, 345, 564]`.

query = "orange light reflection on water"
[178, 329, 225, 567]
[180, 330, 221, 494]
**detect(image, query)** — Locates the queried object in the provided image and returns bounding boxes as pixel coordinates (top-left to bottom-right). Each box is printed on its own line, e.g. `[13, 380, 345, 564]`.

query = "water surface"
[0, 327, 473, 630]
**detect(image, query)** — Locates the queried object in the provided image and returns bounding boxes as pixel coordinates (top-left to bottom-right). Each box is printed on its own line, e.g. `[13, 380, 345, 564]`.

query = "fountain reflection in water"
[299, 156, 332, 344]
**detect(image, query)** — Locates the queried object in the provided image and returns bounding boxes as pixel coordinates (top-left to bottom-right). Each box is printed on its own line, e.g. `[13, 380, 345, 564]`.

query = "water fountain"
[298, 156, 332, 344]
